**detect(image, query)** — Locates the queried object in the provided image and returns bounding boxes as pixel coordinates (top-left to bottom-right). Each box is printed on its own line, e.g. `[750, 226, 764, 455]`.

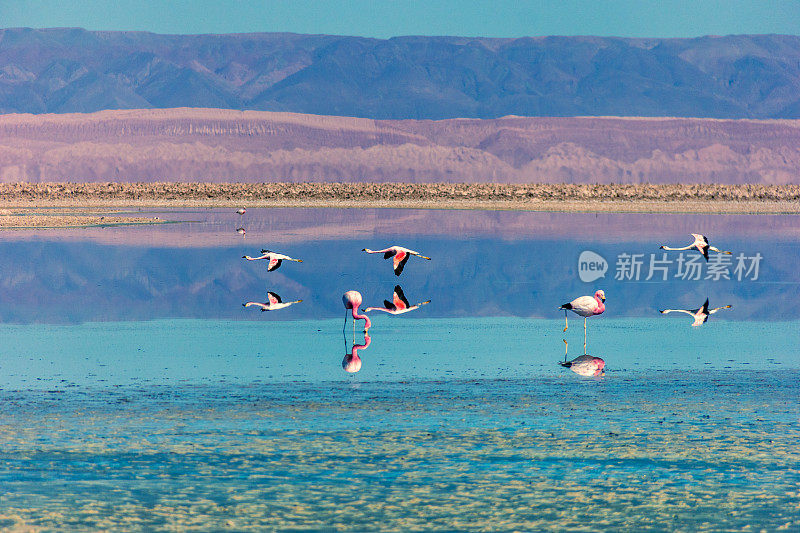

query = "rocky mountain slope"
[0, 108, 798, 183]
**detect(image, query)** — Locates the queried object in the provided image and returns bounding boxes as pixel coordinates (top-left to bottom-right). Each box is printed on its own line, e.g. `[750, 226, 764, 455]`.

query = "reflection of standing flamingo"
[236, 227, 246, 237]
[660, 233, 731, 261]
[660, 299, 732, 327]
[243, 291, 302, 312]
[362, 246, 431, 276]
[560, 354, 605, 377]
[559, 289, 605, 354]
[342, 333, 371, 373]
[343, 291, 372, 334]
[364, 285, 430, 315]
[242, 250, 303, 271]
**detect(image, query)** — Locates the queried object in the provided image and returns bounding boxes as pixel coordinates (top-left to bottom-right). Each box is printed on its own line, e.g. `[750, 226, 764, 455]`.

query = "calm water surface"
[0, 208, 798, 530]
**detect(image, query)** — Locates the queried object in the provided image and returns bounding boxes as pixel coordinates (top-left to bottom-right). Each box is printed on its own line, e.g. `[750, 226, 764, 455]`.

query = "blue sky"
[1, 0, 798, 38]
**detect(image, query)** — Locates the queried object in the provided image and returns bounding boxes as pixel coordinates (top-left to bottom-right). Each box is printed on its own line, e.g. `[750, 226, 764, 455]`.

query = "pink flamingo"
[242, 249, 303, 271]
[660, 233, 731, 261]
[660, 298, 731, 327]
[362, 246, 431, 276]
[243, 291, 302, 312]
[343, 290, 372, 335]
[559, 289, 605, 354]
[236, 207, 246, 216]
[342, 333, 371, 373]
[363, 285, 430, 315]
[560, 354, 606, 377]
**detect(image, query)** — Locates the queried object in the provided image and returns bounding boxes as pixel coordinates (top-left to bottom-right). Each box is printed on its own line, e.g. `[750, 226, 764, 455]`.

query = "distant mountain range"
[1, 28, 800, 119]
[1, 108, 798, 183]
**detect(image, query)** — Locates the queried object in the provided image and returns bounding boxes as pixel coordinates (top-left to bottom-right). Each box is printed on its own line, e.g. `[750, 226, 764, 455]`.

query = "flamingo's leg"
[583, 317, 587, 355]
[563, 310, 568, 332]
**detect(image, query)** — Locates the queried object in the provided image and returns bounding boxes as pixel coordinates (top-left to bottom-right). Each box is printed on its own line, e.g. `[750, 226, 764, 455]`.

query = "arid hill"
[1, 108, 799, 184]
[1, 29, 800, 119]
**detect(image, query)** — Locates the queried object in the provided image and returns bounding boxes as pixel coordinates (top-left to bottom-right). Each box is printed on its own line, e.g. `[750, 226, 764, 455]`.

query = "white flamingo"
[243, 292, 302, 312]
[362, 246, 431, 276]
[659, 298, 731, 327]
[660, 233, 731, 261]
[363, 285, 430, 315]
[242, 249, 303, 271]
[559, 289, 605, 354]
[236, 207, 246, 216]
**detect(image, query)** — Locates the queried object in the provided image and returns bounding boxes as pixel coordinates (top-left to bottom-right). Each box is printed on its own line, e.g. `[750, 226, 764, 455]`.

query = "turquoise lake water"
[0, 208, 798, 530]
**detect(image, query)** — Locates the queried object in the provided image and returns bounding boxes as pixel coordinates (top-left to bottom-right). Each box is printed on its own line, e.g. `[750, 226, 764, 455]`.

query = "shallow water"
[0, 208, 798, 530]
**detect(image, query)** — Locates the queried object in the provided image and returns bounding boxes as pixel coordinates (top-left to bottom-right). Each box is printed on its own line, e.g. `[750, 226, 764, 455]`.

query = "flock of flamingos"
[237, 207, 732, 378]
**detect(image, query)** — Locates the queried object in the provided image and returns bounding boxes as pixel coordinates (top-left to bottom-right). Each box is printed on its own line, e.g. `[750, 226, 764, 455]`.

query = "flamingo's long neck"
[351, 307, 372, 329]
[594, 296, 605, 314]
[661, 244, 693, 251]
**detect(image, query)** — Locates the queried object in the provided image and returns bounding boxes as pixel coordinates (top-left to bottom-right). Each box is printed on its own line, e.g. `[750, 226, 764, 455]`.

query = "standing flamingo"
[243, 291, 302, 312]
[659, 298, 732, 327]
[242, 249, 303, 271]
[363, 285, 431, 315]
[236, 207, 246, 216]
[362, 246, 431, 276]
[660, 233, 731, 261]
[342, 333, 371, 373]
[343, 290, 372, 335]
[559, 289, 605, 354]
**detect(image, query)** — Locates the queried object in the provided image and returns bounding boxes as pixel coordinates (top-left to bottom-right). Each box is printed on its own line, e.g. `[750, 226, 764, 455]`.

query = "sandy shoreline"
[0, 183, 798, 228]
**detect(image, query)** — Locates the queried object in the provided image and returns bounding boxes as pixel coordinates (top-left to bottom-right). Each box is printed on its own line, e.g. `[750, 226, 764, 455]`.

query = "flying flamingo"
[342, 332, 371, 373]
[659, 298, 732, 327]
[236, 208, 246, 216]
[363, 285, 431, 315]
[242, 249, 303, 271]
[559, 289, 605, 354]
[659, 233, 731, 261]
[362, 246, 431, 276]
[243, 291, 302, 312]
[343, 290, 372, 335]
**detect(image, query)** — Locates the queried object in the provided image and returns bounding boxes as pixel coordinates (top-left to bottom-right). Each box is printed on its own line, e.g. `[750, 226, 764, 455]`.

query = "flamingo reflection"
[659, 298, 731, 326]
[560, 340, 605, 376]
[342, 332, 371, 373]
[363, 285, 430, 315]
[236, 227, 246, 237]
[660, 233, 731, 261]
[243, 291, 302, 312]
[362, 246, 431, 276]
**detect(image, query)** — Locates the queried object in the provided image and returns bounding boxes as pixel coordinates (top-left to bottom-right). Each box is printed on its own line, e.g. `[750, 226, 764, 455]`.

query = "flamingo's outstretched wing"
[267, 258, 282, 271]
[384, 250, 396, 259]
[267, 292, 282, 305]
[393, 252, 410, 276]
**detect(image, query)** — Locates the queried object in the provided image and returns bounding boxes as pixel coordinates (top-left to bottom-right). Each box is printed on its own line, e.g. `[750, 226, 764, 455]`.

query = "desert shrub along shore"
[1, 182, 799, 203]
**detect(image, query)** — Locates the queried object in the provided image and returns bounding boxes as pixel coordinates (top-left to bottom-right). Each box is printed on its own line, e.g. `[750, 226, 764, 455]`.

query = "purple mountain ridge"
[0, 108, 798, 183]
[1, 28, 800, 119]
